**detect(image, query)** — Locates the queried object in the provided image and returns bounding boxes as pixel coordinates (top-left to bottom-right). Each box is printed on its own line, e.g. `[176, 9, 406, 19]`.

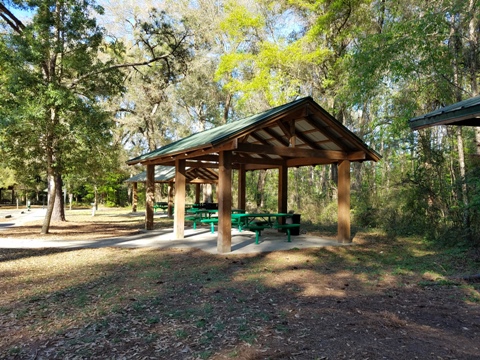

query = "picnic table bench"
[185, 214, 200, 229]
[186, 208, 218, 230]
[243, 223, 269, 244]
[273, 223, 301, 242]
[201, 218, 218, 233]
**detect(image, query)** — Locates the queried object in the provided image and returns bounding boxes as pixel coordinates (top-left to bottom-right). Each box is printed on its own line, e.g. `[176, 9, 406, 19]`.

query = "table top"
[231, 212, 290, 219]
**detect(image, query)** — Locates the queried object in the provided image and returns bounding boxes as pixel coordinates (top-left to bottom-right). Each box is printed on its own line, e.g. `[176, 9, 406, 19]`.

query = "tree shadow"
[0, 248, 80, 262]
[1, 245, 478, 359]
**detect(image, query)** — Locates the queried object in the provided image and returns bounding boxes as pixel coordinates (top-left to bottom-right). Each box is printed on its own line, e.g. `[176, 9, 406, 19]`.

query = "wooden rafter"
[304, 115, 348, 150]
[262, 126, 290, 147]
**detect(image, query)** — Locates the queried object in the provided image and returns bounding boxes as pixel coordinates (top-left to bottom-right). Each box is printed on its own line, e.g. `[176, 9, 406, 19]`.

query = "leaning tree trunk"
[41, 108, 58, 234]
[41, 173, 56, 234]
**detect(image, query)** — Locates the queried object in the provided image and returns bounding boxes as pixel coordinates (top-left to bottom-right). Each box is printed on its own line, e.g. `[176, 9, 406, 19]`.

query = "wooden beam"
[347, 151, 366, 161]
[145, 164, 155, 230]
[277, 120, 292, 138]
[238, 164, 246, 210]
[337, 160, 351, 243]
[287, 157, 339, 167]
[295, 129, 323, 149]
[304, 115, 347, 150]
[236, 143, 347, 159]
[247, 133, 278, 161]
[262, 127, 290, 147]
[185, 160, 219, 168]
[174, 159, 186, 239]
[232, 153, 284, 166]
[244, 163, 278, 170]
[217, 150, 232, 253]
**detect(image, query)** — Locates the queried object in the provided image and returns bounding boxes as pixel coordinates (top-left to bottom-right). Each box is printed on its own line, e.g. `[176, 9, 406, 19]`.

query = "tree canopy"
[1, 0, 479, 243]
[0, 0, 192, 233]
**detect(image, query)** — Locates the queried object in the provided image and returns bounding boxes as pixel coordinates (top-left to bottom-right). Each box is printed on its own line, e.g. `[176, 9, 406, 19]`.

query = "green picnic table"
[153, 202, 169, 213]
[231, 213, 299, 244]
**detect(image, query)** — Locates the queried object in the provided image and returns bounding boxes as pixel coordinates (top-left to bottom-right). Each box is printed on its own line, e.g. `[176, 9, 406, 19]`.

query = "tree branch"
[0, 2, 25, 34]
[68, 54, 171, 89]
[68, 30, 190, 89]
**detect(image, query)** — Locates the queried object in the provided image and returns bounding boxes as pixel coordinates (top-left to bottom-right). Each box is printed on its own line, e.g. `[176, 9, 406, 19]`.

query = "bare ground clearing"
[0, 207, 479, 359]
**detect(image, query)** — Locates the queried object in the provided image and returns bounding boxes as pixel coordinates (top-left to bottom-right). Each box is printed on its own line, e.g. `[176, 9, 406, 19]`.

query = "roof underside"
[125, 166, 218, 184]
[127, 97, 381, 170]
[409, 96, 480, 130]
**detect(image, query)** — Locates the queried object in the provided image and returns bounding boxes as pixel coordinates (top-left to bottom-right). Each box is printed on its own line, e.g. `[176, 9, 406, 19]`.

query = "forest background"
[0, 0, 479, 245]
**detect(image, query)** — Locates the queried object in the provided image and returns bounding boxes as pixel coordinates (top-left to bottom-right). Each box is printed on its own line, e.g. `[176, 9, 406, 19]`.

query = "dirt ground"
[0, 207, 479, 359]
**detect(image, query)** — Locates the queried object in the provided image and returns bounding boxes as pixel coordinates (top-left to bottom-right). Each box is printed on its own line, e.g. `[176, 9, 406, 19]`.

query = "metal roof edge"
[409, 96, 480, 130]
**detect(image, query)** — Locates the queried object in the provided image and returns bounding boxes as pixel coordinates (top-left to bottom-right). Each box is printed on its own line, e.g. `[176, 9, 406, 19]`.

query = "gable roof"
[127, 96, 381, 169]
[125, 166, 218, 184]
[409, 96, 480, 130]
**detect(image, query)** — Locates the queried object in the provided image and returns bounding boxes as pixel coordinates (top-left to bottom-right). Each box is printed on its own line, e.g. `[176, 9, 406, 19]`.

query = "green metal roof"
[409, 96, 480, 130]
[127, 96, 381, 166]
[127, 97, 311, 165]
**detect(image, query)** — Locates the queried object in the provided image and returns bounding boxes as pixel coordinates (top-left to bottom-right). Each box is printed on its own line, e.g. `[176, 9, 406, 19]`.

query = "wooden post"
[238, 164, 246, 210]
[218, 151, 232, 253]
[337, 160, 351, 242]
[145, 164, 155, 230]
[167, 181, 174, 218]
[278, 164, 288, 226]
[174, 159, 186, 239]
[132, 182, 138, 213]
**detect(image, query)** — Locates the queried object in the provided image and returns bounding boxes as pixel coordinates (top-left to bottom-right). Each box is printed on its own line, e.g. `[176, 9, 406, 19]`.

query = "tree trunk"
[41, 107, 58, 234]
[223, 93, 232, 124]
[456, 127, 470, 232]
[294, 168, 301, 210]
[203, 184, 212, 203]
[468, 0, 480, 156]
[52, 173, 65, 221]
[41, 174, 56, 234]
[255, 170, 267, 209]
[330, 163, 338, 189]
[451, 13, 470, 233]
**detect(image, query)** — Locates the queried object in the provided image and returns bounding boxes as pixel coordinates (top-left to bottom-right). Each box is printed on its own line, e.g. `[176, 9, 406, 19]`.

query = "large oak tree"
[0, 0, 191, 233]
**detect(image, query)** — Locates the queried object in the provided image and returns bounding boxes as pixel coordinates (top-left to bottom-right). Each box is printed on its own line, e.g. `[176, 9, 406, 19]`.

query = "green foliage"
[0, 0, 124, 191]
[0, 167, 16, 189]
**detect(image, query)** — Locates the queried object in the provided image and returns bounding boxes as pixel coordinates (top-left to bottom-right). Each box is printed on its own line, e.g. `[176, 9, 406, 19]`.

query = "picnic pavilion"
[127, 96, 381, 253]
[125, 165, 218, 216]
